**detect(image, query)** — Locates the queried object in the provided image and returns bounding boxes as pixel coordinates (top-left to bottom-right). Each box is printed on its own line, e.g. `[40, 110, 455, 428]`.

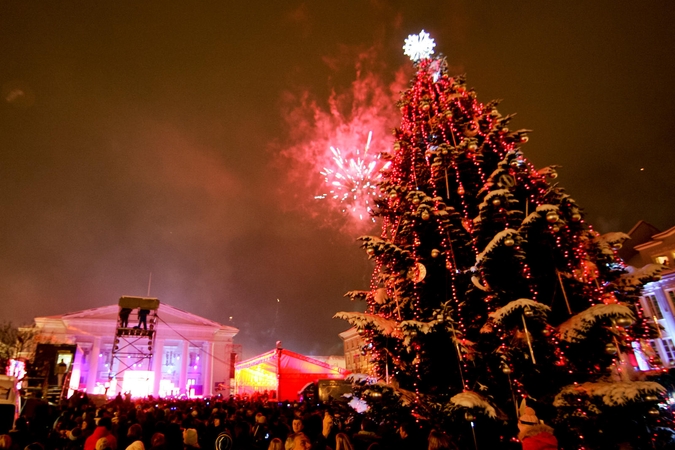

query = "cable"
[156, 315, 236, 367]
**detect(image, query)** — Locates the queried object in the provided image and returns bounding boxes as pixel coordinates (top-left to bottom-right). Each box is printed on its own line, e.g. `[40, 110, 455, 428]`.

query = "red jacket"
[84, 426, 118, 450]
[521, 424, 558, 450]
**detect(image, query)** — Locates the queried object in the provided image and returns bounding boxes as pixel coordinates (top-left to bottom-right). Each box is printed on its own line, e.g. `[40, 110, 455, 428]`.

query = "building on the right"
[620, 221, 675, 368]
[338, 327, 371, 375]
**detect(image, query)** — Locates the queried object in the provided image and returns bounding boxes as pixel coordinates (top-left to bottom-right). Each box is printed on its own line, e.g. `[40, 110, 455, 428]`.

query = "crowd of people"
[0, 392, 480, 450]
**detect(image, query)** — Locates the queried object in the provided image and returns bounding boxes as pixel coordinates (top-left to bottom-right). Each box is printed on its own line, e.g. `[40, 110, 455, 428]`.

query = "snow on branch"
[400, 319, 441, 347]
[400, 319, 439, 335]
[554, 381, 665, 408]
[558, 303, 634, 342]
[594, 232, 630, 248]
[619, 264, 665, 288]
[344, 290, 370, 301]
[478, 189, 512, 211]
[475, 229, 520, 264]
[489, 299, 550, 325]
[359, 236, 412, 261]
[537, 165, 560, 179]
[334, 311, 399, 337]
[450, 391, 497, 418]
[520, 204, 558, 228]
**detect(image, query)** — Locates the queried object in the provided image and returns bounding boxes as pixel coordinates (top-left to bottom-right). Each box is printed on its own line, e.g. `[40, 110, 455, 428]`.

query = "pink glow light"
[275, 47, 407, 232]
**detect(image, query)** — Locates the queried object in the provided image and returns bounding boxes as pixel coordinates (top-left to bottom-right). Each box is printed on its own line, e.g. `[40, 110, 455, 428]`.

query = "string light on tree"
[334, 31, 670, 450]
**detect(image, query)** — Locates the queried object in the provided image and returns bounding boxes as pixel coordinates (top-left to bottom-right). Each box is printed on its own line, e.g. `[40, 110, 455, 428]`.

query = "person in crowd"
[9, 417, 30, 450]
[517, 407, 558, 450]
[0, 435, 10, 450]
[334, 433, 354, 450]
[96, 437, 112, 450]
[150, 433, 166, 450]
[24, 443, 44, 450]
[266, 438, 283, 450]
[126, 424, 145, 450]
[252, 413, 270, 449]
[351, 419, 380, 450]
[291, 419, 303, 434]
[284, 433, 311, 450]
[391, 423, 414, 450]
[183, 429, 199, 450]
[427, 430, 457, 450]
[85, 417, 118, 450]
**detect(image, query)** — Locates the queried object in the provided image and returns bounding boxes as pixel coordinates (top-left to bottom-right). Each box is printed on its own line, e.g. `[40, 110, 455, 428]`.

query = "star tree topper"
[403, 30, 436, 61]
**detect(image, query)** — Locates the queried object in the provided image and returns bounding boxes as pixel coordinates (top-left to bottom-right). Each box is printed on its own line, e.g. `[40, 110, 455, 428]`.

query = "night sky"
[1, 2, 674, 358]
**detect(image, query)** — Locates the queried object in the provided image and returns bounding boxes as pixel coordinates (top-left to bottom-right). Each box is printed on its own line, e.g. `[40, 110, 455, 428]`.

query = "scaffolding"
[109, 296, 159, 395]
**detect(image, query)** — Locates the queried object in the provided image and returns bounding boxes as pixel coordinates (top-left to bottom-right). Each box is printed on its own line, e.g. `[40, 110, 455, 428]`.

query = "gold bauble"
[615, 316, 633, 327]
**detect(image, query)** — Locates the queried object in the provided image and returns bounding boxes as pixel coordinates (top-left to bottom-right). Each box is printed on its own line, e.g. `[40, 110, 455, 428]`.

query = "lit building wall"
[33, 303, 238, 398]
[338, 327, 371, 374]
[621, 223, 675, 369]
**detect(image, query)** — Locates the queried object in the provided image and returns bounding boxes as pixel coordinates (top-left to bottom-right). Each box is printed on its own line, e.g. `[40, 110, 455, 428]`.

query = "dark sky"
[1, 2, 674, 358]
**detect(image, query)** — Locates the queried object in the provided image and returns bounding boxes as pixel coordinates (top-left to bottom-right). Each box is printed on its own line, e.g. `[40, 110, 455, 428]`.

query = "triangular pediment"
[37, 302, 237, 333]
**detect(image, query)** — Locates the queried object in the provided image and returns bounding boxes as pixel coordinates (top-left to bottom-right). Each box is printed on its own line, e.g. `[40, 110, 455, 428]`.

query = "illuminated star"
[403, 30, 436, 61]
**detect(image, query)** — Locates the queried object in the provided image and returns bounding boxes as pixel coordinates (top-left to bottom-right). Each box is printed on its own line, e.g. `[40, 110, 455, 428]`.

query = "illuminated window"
[643, 294, 664, 320]
[667, 290, 675, 309]
[655, 255, 670, 266]
[661, 338, 675, 364]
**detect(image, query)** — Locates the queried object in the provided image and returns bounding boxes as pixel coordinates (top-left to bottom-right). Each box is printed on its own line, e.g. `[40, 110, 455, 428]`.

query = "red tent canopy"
[234, 348, 348, 401]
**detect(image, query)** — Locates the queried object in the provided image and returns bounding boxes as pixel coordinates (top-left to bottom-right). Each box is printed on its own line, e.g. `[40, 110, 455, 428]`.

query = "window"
[661, 338, 675, 364]
[643, 294, 664, 320]
[655, 255, 670, 266]
[667, 290, 675, 309]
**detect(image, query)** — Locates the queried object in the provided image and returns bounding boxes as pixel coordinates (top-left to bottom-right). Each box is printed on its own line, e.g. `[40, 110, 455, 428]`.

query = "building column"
[203, 342, 213, 397]
[179, 340, 189, 395]
[86, 337, 101, 393]
[152, 339, 164, 397]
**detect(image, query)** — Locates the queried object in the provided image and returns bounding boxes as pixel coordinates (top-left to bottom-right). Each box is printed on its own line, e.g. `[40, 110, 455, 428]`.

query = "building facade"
[34, 303, 238, 398]
[338, 327, 371, 374]
[621, 222, 675, 368]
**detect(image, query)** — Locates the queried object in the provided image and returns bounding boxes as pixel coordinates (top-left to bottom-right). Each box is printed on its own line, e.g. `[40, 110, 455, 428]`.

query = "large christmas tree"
[336, 32, 672, 449]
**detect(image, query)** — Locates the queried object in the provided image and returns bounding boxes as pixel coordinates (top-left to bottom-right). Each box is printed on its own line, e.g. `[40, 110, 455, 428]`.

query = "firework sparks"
[316, 131, 389, 221]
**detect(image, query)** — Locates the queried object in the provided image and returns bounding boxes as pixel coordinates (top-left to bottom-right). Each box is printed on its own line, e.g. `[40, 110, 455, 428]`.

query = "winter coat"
[520, 424, 558, 450]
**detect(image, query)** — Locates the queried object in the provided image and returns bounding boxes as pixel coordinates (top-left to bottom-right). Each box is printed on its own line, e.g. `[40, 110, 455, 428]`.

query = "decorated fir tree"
[336, 31, 672, 449]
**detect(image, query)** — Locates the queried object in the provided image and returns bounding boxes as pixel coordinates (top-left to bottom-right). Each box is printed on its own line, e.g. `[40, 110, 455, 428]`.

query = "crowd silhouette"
[0, 392, 461, 450]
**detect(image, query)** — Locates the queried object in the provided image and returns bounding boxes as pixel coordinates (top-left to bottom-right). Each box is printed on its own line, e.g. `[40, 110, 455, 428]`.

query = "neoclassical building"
[33, 302, 238, 398]
[620, 221, 675, 368]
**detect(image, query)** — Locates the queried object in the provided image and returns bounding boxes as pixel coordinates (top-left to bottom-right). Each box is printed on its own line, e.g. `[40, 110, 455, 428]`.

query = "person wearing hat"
[517, 407, 558, 450]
